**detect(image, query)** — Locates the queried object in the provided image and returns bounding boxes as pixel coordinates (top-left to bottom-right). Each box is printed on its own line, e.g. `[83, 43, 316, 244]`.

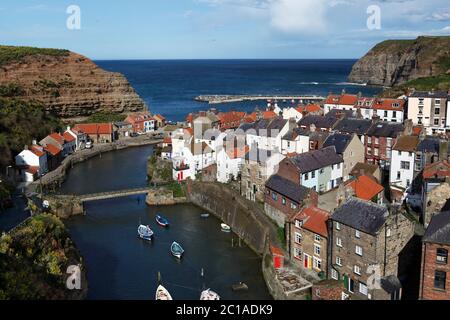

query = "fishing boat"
[200, 213, 210, 218]
[221, 223, 231, 232]
[137, 225, 154, 241]
[156, 214, 169, 227]
[200, 289, 220, 300]
[155, 285, 173, 300]
[171, 241, 184, 259]
[231, 282, 248, 291]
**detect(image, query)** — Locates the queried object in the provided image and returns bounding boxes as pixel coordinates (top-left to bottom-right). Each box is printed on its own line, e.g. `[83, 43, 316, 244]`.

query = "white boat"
[200, 289, 220, 300]
[138, 224, 154, 241]
[171, 241, 185, 259]
[156, 285, 173, 300]
[221, 223, 231, 232]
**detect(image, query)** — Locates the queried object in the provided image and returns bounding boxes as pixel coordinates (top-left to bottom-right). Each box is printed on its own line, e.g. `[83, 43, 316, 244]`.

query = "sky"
[0, 0, 449, 59]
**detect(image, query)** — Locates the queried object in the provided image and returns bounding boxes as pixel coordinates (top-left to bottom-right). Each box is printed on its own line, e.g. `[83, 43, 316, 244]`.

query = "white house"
[15, 145, 48, 182]
[65, 126, 87, 151]
[281, 127, 310, 155]
[324, 93, 358, 114]
[172, 141, 215, 181]
[389, 135, 419, 190]
[282, 107, 303, 122]
[241, 117, 291, 153]
[216, 145, 248, 183]
[408, 91, 449, 135]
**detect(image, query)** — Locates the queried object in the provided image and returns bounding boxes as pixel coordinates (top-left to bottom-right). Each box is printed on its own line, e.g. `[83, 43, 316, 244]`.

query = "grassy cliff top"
[380, 74, 450, 98]
[0, 45, 70, 66]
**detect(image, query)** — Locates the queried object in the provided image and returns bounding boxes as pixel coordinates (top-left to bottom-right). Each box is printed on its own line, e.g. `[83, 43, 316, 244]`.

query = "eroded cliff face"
[348, 36, 450, 87]
[0, 51, 147, 119]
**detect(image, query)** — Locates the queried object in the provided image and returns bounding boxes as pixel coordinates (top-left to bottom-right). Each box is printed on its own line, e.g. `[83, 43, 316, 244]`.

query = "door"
[348, 278, 354, 293]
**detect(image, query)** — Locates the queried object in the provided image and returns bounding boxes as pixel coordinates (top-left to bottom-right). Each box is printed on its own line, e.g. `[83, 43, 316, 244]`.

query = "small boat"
[231, 282, 248, 291]
[221, 223, 231, 232]
[200, 289, 220, 300]
[156, 285, 173, 300]
[171, 241, 184, 259]
[200, 213, 210, 218]
[138, 225, 154, 241]
[156, 214, 169, 227]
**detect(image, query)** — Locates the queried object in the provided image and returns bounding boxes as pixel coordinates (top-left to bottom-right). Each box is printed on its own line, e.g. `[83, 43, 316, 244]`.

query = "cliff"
[348, 36, 450, 87]
[0, 45, 147, 120]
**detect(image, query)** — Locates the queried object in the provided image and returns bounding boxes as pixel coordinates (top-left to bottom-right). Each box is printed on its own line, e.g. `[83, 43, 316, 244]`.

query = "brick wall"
[276, 158, 300, 184]
[420, 242, 450, 300]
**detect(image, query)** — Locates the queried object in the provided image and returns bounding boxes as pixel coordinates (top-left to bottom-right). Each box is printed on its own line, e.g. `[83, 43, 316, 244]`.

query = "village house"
[216, 144, 248, 184]
[243, 109, 277, 123]
[359, 98, 406, 123]
[287, 206, 329, 274]
[324, 93, 359, 114]
[65, 126, 88, 151]
[125, 111, 156, 133]
[172, 141, 215, 181]
[114, 121, 134, 138]
[282, 104, 322, 122]
[415, 137, 450, 174]
[329, 198, 415, 300]
[73, 123, 116, 144]
[308, 130, 330, 151]
[14, 144, 48, 182]
[323, 133, 365, 181]
[332, 117, 372, 144]
[264, 174, 318, 228]
[192, 112, 220, 140]
[280, 146, 343, 193]
[280, 127, 310, 155]
[350, 162, 382, 183]
[298, 113, 341, 132]
[364, 121, 404, 170]
[420, 211, 450, 300]
[39, 132, 73, 157]
[160, 137, 173, 160]
[240, 148, 285, 202]
[408, 91, 450, 135]
[153, 114, 166, 128]
[42, 143, 63, 171]
[337, 175, 384, 206]
[421, 161, 450, 227]
[390, 135, 420, 190]
[217, 111, 246, 131]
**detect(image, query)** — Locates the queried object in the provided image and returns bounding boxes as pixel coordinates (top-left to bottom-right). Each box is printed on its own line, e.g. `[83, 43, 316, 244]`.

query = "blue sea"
[96, 60, 382, 122]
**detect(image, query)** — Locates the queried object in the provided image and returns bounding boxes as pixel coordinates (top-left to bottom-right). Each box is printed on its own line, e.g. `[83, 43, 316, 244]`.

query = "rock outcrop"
[348, 36, 450, 87]
[0, 47, 147, 119]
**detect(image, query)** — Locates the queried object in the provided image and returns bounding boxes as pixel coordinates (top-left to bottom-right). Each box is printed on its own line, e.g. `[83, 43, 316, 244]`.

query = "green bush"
[0, 45, 69, 66]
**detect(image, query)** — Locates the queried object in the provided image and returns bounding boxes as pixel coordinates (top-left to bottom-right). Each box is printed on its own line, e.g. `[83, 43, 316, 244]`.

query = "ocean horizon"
[96, 59, 382, 122]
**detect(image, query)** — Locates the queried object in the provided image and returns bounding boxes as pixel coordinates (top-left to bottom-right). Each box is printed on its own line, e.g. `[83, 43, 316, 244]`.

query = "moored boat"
[156, 285, 173, 300]
[200, 289, 220, 300]
[171, 241, 184, 259]
[137, 225, 154, 241]
[221, 223, 231, 232]
[231, 282, 248, 291]
[200, 213, 210, 218]
[156, 214, 169, 227]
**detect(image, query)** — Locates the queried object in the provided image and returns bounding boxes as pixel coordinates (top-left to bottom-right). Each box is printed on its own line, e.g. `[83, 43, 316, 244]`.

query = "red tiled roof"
[412, 126, 423, 136]
[154, 114, 166, 121]
[372, 98, 405, 111]
[226, 145, 249, 159]
[295, 206, 330, 237]
[163, 137, 172, 144]
[63, 132, 76, 142]
[423, 161, 450, 179]
[325, 94, 358, 106]
[186, 114, 193, 123]
[184, 127, 193, 136]
[30, 145, 45, 157]
[346, 175, 384, 201]
[296, 104, 321, 114]
[25, 166, 39, 174]
[48, 132, 64, 145]
[73, 123, 113, 135]
[218, 111, 246, 126]
[44, 143, 62, 156]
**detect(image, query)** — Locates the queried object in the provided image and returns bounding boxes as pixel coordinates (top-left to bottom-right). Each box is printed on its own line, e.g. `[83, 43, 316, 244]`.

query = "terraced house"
[408, 91, 450, 135]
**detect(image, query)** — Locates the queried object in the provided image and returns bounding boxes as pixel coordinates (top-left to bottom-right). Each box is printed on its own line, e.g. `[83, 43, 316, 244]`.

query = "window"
[354, 265, 361, 275]
[386, 228, 391, 237]
[355, 245, 363, 256]
[272, 192, 278, 201]
[336, 237, 343, 247]
[282, 197, 286, 205]
[435, 99, 441, 105]
[437, 248, 448, 264]
[435, 108, 440, 115]
[314, 244, 321, 255]
[359, 282, 368, 296]
[400, 161, 410, 170]
[434, 119, 440, 126]
[367, 137, 372, 144]
[291, 202, 298, 210]
[295, 232, 302, 244]
[304, 172, 309, 181]
[393, 111, 397, 118]
[418, 117, 423, 125]
[374, 138, 379, 145]
[336, 257, 342, 266]
[294, 247, 302, 259]
[374, 148, 379, 156]
[355, 230, 361, 239]
[311, 171, 316, 179]
[336, 222, 341, 230]
[313, 257, 322, 270]
[314, 234, 321, 242]
[295, 219, 303, 228]
[384, 111, 388, 117]
[331, 269, 339, 280]
[397, 171, 401, 180]
[434, 270, 446, 290]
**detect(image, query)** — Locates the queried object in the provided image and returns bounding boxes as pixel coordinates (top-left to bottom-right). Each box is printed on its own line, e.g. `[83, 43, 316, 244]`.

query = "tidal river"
[62, 145, 271, 300]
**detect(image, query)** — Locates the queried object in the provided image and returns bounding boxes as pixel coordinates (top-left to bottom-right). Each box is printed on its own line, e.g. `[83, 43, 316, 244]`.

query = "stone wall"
[145, 188, 188, 206]
[186, 180, 269, 254]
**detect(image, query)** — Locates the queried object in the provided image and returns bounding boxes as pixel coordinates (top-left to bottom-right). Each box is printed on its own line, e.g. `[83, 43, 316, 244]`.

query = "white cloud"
[268, 0, 327, 34]
[427, 12, 450, 21]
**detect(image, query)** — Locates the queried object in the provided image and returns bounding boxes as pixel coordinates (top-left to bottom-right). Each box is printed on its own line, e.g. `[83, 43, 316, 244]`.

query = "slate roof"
[239, 117, 288, 137]
[331, 198, 389, 235]
[410, 91, 449, 99]
[366, 121, 403, 138]
[298, 114, 339, 129]
[289, 146, 343, 173]
[333, 118, 372, 136]
[323, 133, 353, 154]
[417, 137, 450, 154]
[282, 127, 310, 141]
[423, 211, 450, 245]
[265, 175, 311, 203]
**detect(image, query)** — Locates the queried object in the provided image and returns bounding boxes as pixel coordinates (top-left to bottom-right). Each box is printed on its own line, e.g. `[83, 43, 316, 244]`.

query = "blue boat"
[171, 241, 184, 259]
[156, 214, 169, 227]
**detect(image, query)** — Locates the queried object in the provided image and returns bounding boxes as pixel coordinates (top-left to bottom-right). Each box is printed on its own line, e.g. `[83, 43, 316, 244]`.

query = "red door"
[274, 256, 281, 269]
[304, 254, 309, 268]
